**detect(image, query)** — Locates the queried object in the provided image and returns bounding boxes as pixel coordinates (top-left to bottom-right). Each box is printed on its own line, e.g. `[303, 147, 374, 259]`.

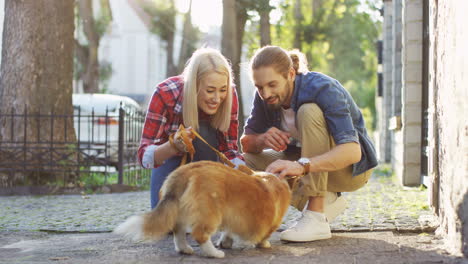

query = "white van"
[72, 94, 143, 164]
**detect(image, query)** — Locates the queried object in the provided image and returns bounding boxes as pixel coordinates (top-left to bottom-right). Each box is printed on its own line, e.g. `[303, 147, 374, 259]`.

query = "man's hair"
[182, 48, 234, 132]
[250, 46, 308, 78]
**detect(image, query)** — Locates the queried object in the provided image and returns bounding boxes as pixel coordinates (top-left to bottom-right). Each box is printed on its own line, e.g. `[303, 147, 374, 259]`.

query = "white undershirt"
[280, 107, 299, 140]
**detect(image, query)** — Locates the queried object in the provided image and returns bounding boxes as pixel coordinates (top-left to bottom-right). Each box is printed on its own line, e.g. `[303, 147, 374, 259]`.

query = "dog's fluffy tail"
[114, 214, 146, 241]
[114, 195, 179, 241]
[114, 168, 189, 241]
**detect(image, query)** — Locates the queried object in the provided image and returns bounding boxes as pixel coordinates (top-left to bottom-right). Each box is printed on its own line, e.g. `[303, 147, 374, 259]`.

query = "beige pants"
[243, 103, 372, 211]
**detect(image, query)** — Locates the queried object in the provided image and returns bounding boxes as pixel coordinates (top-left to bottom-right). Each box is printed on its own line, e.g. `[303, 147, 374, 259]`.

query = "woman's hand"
[265, 159, 304, 179]
[259, 127, 291, 152]
[172, 126, 194, 153]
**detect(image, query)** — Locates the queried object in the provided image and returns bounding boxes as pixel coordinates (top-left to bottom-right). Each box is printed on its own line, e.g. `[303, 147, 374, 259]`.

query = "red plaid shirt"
[138, 75, 243, 168]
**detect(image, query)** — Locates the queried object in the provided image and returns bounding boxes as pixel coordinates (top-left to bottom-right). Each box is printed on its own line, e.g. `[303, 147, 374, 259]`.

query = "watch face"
[298, 157, 310, 165]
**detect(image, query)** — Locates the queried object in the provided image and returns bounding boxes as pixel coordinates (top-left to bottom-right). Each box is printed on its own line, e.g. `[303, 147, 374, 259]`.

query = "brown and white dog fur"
[114, 160, 291, 258]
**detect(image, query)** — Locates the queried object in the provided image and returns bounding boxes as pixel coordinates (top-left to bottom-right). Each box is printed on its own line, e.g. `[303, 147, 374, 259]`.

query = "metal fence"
[0, 105, 150, 190]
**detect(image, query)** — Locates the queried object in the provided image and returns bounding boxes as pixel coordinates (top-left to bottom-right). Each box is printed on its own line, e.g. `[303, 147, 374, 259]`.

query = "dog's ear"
[237, 164, 254, 175]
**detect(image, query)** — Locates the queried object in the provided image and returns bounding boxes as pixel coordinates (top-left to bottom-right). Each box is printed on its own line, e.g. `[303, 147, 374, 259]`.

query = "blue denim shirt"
[244, 71, 378, 176]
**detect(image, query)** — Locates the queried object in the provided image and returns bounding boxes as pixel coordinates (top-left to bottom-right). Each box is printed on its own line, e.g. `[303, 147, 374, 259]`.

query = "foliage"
[373, 163, 393, 178]
[95, 12, 112, 38]
[79, 171, 118, 187]
[245, 0, 382, 131]
[142, 0, 177, 41]
[142, 0, 200, 75]
[73, 54, 84, 82]
[74, 1, 113, 92]
[99, 60, 113, 93]
[73, 46, 113, 93]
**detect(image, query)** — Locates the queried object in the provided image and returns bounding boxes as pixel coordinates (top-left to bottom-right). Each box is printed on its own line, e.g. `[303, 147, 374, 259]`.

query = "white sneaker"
[324, 192, 348, 222]
[280, 210, 331, 242]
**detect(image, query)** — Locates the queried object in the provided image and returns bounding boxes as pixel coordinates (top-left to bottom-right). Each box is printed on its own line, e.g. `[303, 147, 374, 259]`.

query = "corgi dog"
[114, 160, 291, 258]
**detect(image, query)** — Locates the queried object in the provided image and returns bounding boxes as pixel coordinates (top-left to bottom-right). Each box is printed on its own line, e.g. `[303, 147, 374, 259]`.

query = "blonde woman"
[138, 48, 244, 208]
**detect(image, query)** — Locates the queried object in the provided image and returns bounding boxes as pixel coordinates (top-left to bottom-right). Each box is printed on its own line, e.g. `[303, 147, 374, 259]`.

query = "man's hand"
[265, 159, 304, 179]
[259, 127, 291, 152]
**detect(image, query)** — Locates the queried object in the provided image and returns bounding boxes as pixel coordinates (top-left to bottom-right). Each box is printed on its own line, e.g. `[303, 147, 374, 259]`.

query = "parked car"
[72, 94, 144, 166]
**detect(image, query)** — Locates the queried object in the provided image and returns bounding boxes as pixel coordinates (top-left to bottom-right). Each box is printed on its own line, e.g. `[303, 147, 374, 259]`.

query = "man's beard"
[265, 82, 291, 110]
[266, 96, 282, 110]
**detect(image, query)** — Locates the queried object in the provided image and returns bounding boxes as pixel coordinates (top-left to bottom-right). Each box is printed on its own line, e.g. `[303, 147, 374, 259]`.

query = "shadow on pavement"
[1, 231, 467, 264]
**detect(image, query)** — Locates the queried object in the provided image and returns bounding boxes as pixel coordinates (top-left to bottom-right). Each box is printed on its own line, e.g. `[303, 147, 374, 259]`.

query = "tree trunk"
[258, 0, 272, 47]
[0, 0, 76, 186]
[259, 9, 271, 46]
[164, 0, 178, 77]
[294, 0, 303, 50]
[222, 0, 247, 132]
[312, 0, 322, 17]
[166, 33, 178, 77]
[77, 0, 100, 93]
[177, 0, 195, 73]
[222, 0, 238, 61]
[235, 9, 247, 129]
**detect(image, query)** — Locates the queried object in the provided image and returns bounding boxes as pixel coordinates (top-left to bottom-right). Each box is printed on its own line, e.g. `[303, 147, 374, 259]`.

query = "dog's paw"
[176, 245, 194, 255]
[217, 235, 233, 249]
[206, 248, 225, 258]
[256, 240, 271, 249]
[201, 241, 225, 258]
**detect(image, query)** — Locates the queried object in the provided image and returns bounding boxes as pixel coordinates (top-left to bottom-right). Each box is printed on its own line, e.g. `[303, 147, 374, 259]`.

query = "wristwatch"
[297, 157, 311, 174]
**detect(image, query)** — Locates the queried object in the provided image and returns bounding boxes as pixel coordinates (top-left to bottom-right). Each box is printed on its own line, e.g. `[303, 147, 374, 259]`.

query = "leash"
[169, 124, 254, 175]
[190, 129, 235, 168]
[169, 124, 305, 180]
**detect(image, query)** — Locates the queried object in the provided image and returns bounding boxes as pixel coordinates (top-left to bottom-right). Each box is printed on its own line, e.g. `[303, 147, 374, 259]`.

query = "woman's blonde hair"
[250, 45, 308, 78]
[182, 48, 233, 132]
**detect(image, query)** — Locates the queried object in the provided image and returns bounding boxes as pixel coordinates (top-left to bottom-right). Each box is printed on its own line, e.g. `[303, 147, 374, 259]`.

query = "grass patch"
[79, 172, 118, 187]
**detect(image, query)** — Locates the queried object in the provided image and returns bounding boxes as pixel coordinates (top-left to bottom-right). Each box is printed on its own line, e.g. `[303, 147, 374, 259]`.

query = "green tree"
[75, 0, 113, 93]
[265, 0, 381, 130]
[258, 0, 273, 46]
[178, 0, 199, 73]
[222, 0, 274, 129]
[141, 0, 200, 77]
[222, 0, 248, 129]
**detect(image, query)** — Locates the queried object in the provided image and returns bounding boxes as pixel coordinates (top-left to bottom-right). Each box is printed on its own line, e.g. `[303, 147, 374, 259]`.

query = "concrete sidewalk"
[0, 172, 466, 263]
[0, 230, 465, 264]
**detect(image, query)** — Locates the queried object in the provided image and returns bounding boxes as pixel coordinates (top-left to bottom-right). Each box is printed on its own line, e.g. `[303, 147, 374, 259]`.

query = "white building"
[97, 0, 170, 105]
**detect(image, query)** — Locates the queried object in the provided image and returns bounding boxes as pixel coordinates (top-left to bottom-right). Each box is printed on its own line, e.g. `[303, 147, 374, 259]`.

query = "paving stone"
[0, 173, 431, 233]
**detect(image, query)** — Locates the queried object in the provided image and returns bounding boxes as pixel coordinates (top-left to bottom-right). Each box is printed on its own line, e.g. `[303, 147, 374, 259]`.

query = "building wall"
[386, 0, 423, 186]
[377, 0, 393, 163]
[400, 0, 423, 185]
[389, 0, 405, 184]
[391, 0, 402, 117]
[98, 0, 168, 104]
[380, 0, 468, 256]
[430, 0, 468, 257]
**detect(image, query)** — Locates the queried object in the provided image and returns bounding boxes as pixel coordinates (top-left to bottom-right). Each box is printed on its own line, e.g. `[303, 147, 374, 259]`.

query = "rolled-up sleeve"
[315, 81, 359, 145]
[137, 90, 169, 168]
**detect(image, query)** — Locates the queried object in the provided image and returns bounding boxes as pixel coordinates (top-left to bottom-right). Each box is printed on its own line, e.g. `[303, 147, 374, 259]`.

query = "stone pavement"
[1, 171, 466, 263]
[0, 172, 434, 233]
[1, 230, 466, 264]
